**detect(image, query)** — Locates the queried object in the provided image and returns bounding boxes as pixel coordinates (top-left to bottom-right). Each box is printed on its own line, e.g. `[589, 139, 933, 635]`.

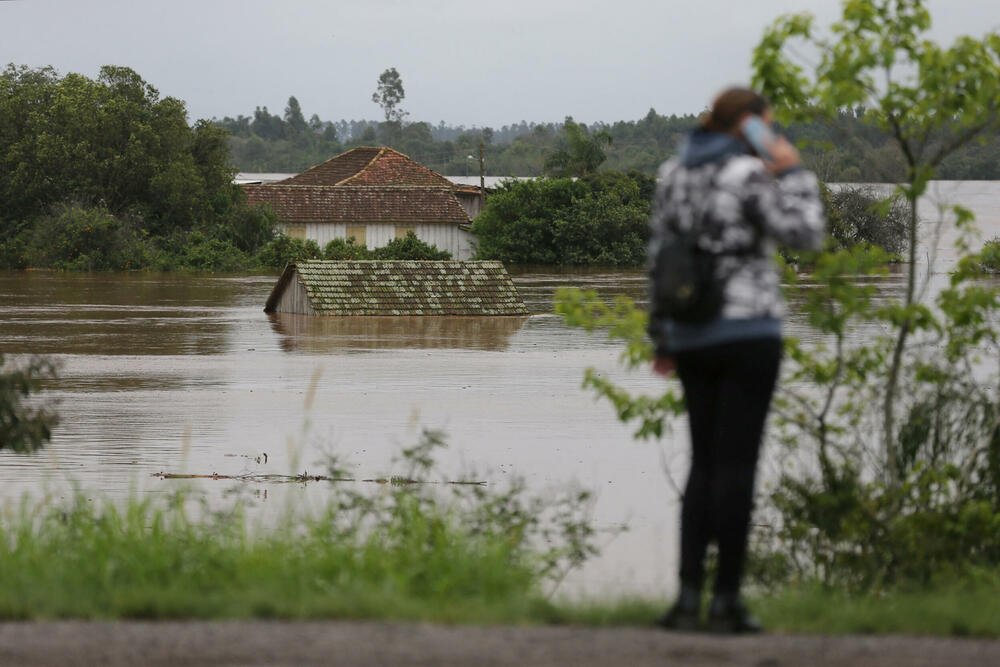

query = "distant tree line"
[216, 101, 1000, 181]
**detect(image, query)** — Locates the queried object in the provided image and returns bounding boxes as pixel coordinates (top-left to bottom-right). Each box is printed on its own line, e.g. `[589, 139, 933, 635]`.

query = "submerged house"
[264, 260, 527, 316]
[243, 147, 481, 260]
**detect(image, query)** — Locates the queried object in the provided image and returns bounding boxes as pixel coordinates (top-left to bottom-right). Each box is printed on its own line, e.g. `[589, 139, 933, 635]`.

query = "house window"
[395, 226, 415, 239]
[345, 226, 367, 247]
[285, 225, 306, 240]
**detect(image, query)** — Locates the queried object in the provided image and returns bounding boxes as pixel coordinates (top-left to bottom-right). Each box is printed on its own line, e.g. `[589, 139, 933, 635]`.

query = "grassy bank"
[0, 429, 597, 623]
[551, 585, 1000, 637]
[0, 494, 536, 622]
[752, 585, 1000, 637]
[2, 489, 999, 637]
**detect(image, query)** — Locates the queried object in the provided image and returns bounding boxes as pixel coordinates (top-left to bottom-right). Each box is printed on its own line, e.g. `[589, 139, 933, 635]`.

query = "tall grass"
[0, 429, 597, 622]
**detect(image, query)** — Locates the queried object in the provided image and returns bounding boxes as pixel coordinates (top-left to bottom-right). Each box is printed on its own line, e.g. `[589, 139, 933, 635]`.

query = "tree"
[284, 96, 308, 135]
[471, 173, 649, 266]
[0, 64, 241, 236]
[371, 67, 408, 123]
[0, 64, 274, 271]
[543, 118, 613, 178]
[251, 105, 285, 140]
[752, 0, 1000, 482]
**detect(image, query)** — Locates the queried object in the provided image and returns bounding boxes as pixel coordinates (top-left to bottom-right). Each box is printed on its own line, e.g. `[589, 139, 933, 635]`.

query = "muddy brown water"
[1, 181, 999, 598]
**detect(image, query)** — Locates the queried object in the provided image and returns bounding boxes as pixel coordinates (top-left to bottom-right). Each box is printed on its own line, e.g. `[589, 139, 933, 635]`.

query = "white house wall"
[285, 223, 476, 261]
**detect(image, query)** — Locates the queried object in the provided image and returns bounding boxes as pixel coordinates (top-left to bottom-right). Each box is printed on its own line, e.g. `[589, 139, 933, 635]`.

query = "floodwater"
[1, 181, 999, 598]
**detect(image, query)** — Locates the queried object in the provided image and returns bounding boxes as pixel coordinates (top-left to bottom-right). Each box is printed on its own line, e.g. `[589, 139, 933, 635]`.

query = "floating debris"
[223, 452, 268, 464]
[151, 472, 485, 486]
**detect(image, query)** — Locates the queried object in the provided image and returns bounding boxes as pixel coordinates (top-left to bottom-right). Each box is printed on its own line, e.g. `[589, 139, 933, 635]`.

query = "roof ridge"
[381, 146, 454, 184]
[277, 146, 380, 185]
[336, 147, 387, 186]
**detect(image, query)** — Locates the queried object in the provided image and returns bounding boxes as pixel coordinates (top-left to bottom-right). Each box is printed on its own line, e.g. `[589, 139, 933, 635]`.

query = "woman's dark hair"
[702, 87, 769, 132]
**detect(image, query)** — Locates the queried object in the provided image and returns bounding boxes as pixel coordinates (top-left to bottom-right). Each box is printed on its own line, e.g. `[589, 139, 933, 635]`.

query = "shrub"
[257, 234, 322, 268]
[323, 237, 373, 260]
[169, 231, 254, 272]
[28, 204, 154, 271]
[472, 173, 648, 266]
[371, 231, 451, 260]
[214, 203, 278, 253]
[0, 228, 33, 269]
[825, 184, 909, 255]
[979, 238, 1000, 273]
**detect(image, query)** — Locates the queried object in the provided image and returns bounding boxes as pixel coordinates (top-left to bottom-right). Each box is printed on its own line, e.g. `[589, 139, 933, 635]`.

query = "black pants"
[674, 337, 782, 594]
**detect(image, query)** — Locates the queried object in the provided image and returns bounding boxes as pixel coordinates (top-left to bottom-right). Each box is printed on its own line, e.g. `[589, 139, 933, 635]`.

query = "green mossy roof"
[270, 260, 527, 316]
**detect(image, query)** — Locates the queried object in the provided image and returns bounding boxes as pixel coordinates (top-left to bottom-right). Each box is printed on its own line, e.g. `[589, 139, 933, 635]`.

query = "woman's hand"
[764, 136, 800, 174]
[653, 356, 676, 377]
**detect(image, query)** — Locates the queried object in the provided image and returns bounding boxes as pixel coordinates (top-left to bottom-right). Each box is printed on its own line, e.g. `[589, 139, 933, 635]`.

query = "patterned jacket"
[647, 130, 825, 353]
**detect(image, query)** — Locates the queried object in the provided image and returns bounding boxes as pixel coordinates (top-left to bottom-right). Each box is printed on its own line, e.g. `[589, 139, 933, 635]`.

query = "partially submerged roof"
[279, 146, 455, 188]
[264, 260, 527, 316]
[242, 185, 471, 225]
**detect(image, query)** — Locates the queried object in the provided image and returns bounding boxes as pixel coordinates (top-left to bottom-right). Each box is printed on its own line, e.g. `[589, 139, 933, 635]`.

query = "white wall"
[283, 223, 476, 260]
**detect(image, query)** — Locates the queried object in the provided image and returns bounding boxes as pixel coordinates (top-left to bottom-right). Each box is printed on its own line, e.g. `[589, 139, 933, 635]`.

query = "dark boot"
[707, 592, 763, 634]
[656, 584, 701, 631]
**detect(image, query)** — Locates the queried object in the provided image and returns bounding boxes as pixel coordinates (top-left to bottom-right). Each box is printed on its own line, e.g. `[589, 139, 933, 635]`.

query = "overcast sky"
[1, 0, 997, 128]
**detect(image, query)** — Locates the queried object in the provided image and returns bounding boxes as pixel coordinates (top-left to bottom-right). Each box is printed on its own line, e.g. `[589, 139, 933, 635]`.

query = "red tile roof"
[243, 185, 471, 224]
[279, 146, 455, 188]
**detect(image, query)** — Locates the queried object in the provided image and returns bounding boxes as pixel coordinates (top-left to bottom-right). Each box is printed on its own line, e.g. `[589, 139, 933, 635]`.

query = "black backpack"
[649, 233, 726, 324]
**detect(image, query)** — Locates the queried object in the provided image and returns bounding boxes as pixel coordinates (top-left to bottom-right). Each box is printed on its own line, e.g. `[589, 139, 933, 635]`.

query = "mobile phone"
[740, 115, 776, 161]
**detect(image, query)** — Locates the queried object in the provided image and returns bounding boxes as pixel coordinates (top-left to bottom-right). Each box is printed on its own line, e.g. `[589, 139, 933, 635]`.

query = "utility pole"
[478, 142, 486, 212]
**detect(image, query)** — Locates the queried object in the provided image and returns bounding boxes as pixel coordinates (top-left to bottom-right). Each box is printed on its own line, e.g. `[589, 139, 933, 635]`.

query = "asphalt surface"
[1, 621, 998, 666]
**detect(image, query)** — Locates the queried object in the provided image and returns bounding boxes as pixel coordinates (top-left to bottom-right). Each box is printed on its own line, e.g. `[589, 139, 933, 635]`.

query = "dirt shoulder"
[2, 621, 998, 666]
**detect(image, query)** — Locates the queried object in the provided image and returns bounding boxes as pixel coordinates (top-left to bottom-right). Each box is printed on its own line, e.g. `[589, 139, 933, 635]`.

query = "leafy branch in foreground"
[0, 354, 58, 453]
[752, 0, 1000, 481]
[556, 0, 1000, 597]
[554, 288, 684, 441]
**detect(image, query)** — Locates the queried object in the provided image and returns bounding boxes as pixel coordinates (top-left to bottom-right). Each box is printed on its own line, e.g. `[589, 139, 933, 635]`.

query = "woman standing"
[648, 88, 825, 633]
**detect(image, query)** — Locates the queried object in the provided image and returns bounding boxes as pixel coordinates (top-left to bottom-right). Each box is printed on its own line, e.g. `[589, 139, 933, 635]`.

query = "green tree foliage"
[371, 67, 408, 123]
[322, 237, 374, 261]
[471, 172, 652, 266]
[283, 96, 308, 136]
[818, 183, 909, 256]
[979, 238, 1000, 273]
[257, 235, 323, 268]
[0, 65, 236, 236]
[372, 231, 452, 260]
[167, 232, 252, 272]
[0, 65, 277, 272]
[26, 204, 152, 271]
[259, 231, 451, 268]
[753, 0, 1000, 479]
[0, 354, 58, 453]
[543, 118, 613, 178]
[220, 98, 344, 172]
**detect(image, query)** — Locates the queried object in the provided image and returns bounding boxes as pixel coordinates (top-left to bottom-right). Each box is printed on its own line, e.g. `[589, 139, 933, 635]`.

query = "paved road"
[1, 621, 998, 666]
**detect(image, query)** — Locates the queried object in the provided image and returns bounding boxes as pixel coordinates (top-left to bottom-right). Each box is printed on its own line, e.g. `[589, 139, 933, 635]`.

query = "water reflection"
[269, 313, 528, 352]
[0, 271, 272, 356]
[510, 266, 647, 313]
